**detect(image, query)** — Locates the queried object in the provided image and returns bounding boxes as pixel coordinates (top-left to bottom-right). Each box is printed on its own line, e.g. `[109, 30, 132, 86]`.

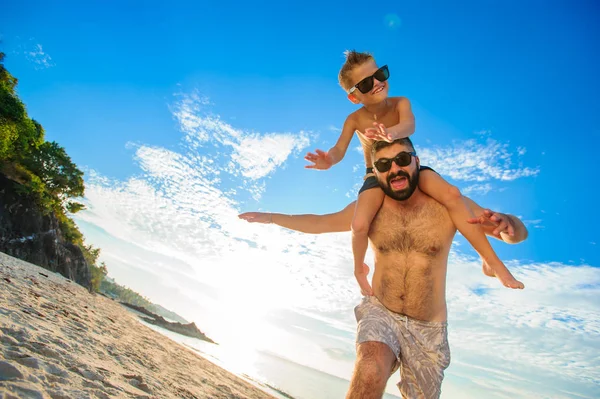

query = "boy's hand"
[355, 263, 374, 296]
[467, 209, 515, 238]
[304, 149, 333, 170]
[238, 212, 272, 224]
[364, 122, 393, 142]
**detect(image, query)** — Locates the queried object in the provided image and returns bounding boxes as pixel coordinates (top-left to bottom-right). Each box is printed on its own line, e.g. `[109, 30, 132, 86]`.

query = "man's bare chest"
[369, 200, 453, 258]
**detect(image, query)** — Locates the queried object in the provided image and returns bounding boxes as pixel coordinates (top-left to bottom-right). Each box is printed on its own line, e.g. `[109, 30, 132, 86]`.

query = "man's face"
[374, 143, 420, 201]
[348, 60, 389, 104]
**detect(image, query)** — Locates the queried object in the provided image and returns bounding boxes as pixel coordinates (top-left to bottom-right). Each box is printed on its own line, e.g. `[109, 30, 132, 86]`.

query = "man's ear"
[347, 93, 360, 104]
[415, 156, 420, 168]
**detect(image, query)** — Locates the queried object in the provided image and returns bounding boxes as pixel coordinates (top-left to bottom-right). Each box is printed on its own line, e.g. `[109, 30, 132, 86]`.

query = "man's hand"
[364, 122, 393, 142]
[355, 263, 374, 296]
[467, 209, 515, 238]
[238, 212, 271, 224]
[304, 149, 334, 170]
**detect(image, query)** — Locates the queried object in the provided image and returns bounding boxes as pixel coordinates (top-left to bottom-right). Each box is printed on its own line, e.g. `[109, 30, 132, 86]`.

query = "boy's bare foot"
[493, 265, 525, 289]
[354, 263, 374, 296]
[482, 260, 496, 277]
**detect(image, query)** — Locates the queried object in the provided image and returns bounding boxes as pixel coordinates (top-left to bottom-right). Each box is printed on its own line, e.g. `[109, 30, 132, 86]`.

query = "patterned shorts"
[354, 296, 451, 399]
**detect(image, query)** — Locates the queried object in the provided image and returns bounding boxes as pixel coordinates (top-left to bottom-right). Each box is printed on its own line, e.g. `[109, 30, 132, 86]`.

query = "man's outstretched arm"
[238, 201, 355, 234]
[464, 197, 528, 244]
[239, 197, 528, 242]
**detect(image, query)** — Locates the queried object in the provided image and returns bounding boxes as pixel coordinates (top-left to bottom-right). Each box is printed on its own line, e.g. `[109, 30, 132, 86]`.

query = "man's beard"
[379, 168, 419, 201]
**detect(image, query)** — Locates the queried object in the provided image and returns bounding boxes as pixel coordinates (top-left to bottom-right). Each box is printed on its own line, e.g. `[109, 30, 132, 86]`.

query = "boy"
[304, 50, 523, 294]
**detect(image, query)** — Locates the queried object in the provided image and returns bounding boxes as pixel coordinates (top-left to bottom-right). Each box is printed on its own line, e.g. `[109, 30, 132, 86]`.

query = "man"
[239, 138, 528, 399]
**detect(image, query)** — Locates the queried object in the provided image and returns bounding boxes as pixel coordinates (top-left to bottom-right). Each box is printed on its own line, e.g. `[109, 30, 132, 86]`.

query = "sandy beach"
[0, 251, 275, 399]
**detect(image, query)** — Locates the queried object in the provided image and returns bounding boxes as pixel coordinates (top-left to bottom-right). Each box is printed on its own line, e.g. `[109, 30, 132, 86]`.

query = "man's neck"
[388, 188, 424, 209]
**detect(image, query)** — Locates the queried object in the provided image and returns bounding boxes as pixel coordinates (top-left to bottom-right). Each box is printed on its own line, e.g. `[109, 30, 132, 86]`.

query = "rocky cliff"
[0, 173, 91, 288]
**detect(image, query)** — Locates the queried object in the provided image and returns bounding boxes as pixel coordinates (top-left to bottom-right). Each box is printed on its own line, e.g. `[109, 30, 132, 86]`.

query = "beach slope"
[0, 251, 274, 399]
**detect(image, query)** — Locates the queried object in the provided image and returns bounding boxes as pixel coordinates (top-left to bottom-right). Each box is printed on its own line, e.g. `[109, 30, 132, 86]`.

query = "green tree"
[90, 262, 108, 292]
[0, 52, 110, 293]
[66, 201, 86, 213]
[81, 244, 101, 265]
[23, 141, 84, 199]
[0, 53, 44, 161]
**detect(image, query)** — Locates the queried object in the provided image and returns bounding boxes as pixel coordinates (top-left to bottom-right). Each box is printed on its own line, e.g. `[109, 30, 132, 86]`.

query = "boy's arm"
[464, 197, 529, 244]
[364, 97, 415, 142]
[238, 201, 355, 234]
[305, 116, 357, 169]
[387, 97, 416, 140]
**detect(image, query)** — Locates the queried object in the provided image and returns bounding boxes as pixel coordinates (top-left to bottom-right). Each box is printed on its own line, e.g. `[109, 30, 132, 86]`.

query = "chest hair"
[370, 200, 450, 258]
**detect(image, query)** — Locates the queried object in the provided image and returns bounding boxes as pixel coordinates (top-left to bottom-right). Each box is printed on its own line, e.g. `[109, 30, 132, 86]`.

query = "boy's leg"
[418, 169, 524, 289]
[352, 186, 385, 296]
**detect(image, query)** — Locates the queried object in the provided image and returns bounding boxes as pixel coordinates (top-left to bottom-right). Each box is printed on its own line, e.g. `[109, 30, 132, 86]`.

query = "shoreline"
[0, 251, 276, 399]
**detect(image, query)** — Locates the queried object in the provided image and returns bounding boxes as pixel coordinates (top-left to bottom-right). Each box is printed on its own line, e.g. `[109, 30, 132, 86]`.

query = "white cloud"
[417, 139, 540, 182]
[170, 91, 212, 141]
[524, 219, 544, 229]
[445, 254, 600, 393]
[231, 132, 310, 180]
[24, 42, 54, 69]
[462, 183, 493, 196]
[170, 91, 310, 196]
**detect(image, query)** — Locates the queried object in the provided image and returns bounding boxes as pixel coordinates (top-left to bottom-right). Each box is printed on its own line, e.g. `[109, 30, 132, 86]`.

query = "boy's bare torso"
[352, 96, 404, 167]
[368, 189, 457, 322]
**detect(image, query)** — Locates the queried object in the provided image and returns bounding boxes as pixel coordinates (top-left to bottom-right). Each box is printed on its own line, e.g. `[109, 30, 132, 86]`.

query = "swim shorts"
[354, 296, 451, 399]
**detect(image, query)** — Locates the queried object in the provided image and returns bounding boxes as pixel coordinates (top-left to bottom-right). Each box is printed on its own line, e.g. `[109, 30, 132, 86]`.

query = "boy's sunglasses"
[373, 151, 417, 173]
[348, 65, 390, 94]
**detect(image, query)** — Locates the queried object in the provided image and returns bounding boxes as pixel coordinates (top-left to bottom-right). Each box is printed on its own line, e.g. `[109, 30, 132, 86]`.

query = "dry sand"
[0, 252, 275, 399]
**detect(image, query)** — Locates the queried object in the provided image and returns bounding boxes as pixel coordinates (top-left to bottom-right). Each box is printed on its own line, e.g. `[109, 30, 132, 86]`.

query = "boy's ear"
[347, 93, 360, 104]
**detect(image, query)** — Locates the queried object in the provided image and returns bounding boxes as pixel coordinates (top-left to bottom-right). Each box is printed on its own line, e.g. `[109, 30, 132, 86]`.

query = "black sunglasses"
[348, 65, 390, 94]
[373, 151, 417, 173]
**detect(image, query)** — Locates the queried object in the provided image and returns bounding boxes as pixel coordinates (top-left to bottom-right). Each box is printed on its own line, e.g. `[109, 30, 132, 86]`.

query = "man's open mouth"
[390, 176, 408, 190]
[372, 85, 384, 94]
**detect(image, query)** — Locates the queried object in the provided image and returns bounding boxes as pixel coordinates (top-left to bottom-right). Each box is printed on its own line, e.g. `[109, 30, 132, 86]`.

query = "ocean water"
[138, 319, 401, 399]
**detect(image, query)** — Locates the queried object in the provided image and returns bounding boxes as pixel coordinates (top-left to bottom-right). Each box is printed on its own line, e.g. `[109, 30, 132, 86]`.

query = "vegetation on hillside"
[0, 53, 187, 325]
[0, 52, 106, 292]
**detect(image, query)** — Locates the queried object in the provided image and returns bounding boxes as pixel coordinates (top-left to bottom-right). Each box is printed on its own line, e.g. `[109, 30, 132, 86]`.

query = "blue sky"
[2, 1, 599, 398]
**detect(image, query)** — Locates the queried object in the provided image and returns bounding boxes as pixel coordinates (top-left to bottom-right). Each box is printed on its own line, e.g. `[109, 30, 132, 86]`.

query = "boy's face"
[347, 59, 389, 105]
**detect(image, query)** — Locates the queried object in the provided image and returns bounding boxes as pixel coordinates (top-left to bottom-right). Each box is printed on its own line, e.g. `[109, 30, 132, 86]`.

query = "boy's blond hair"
[338, 50, 374, 91]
